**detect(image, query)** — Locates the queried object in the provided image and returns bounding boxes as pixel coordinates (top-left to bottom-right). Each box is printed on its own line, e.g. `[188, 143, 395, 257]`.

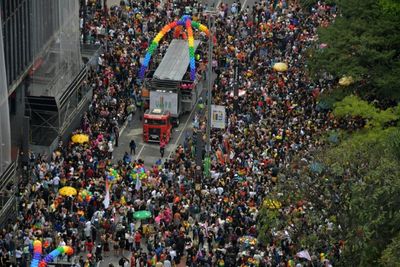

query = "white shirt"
[169, 249, 176, 261]
[15, 249, 23, 258]
[53, 176, 60, 185]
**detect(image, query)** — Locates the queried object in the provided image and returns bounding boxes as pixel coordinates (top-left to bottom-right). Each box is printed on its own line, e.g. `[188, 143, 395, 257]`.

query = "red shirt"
[134, 232, 142, 243]
[85, 241, 94, 252]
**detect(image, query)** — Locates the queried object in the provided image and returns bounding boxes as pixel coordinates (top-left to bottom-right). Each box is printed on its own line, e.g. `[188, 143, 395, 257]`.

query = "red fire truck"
[143, 108, 172, 143]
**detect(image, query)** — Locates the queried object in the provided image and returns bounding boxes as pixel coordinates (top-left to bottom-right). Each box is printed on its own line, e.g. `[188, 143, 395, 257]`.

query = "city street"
[111, 85, 201, 168]
[108, 0, 258, 168]
[95, 2, 245, 266]
[84, 0, 254, 266]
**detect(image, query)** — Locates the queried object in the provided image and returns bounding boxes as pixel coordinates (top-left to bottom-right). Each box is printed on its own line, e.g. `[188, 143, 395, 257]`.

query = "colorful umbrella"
[273, 62, 288, 72]
[58, 186, 77, 197]
[71, 134, 89, 144]
[133, 210, 152, 220]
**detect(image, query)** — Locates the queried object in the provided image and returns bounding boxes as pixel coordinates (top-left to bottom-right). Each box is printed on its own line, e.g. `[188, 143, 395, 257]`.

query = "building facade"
[0, 0, 88, 226]
[1, 0, 31, 89]
[0, 6, 11, 177]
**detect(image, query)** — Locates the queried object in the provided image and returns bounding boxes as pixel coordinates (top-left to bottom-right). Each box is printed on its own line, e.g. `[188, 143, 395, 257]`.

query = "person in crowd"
[129, 139, 136, 155]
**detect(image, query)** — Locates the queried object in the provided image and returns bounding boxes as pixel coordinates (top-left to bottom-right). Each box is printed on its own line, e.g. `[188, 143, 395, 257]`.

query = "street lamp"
[203, 7, 217, 178]
[234, 57, 239, 111]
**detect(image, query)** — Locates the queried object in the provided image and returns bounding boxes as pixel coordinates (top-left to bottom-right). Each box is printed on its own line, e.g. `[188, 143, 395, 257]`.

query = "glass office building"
[0, 13, 11, 177]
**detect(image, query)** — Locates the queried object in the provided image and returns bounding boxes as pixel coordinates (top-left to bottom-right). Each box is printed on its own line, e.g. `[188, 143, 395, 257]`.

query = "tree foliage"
[332, 95, 399, 128]
[380, 231, 400, 266]
[321, 98, 400, 265]
[308, 0, 400, 100]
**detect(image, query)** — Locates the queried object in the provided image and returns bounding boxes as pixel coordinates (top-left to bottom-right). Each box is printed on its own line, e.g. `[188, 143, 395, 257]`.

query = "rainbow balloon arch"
[30, 240, 74, 267]
[139, 15, 210, 81]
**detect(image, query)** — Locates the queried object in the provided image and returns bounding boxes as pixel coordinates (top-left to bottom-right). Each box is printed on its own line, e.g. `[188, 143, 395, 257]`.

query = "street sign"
[210, 104, 226, 129]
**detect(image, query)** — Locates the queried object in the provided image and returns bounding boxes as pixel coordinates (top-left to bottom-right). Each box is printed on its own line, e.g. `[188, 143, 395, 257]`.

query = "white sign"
[211, 105, 226, 129]
[150, 91, 178, 115]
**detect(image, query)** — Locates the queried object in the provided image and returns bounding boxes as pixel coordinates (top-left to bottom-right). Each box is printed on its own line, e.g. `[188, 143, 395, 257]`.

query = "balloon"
[39, 246, 74, 267]
[139, 16, 210, 81]
[144, 53, 151, 62]
[192, 21, 199, 28]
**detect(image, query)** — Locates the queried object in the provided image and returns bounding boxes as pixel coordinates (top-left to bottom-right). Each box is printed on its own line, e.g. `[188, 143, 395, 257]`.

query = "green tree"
[380, 232, 400, 266]
[332, 95, 399, 128]
[321, 98, 400, 266]
[308, 0, 400, 100]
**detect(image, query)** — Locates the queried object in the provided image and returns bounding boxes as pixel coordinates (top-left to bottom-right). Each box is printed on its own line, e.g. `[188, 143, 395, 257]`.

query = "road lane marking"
[136, 144, 146, 161]
[216, 0, 222, 9]
[241, 0, 248, 12]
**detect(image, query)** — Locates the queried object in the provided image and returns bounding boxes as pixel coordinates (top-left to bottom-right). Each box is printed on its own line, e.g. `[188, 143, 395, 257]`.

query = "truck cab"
[143, 108, 172, 143]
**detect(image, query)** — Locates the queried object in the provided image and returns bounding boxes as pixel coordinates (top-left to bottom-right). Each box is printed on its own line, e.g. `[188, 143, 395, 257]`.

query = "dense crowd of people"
[0, 0, 340, 266]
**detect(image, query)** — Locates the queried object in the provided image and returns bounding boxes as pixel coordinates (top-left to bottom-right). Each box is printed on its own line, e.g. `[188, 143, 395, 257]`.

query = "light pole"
[206, 13, 213, 156]
[234, 57, 239, 111]
[203, 8, 217, 178]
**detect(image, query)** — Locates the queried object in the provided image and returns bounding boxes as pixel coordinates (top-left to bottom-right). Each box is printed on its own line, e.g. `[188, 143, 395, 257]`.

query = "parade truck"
[141, 39, 204, 130]
[143, 108, 172, 143]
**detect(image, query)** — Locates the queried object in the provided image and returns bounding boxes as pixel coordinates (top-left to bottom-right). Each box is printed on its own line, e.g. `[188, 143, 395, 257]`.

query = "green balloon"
[192, 21, 200, 28]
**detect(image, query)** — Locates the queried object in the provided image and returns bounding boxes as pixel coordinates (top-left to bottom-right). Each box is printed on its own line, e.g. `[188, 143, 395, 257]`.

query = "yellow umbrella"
[71, 134, 89, 144]
[59, 186, 77, 196]
[273, 62, 288, 72]
[263, 199, 282, 209]
[338, 76, 354, 86]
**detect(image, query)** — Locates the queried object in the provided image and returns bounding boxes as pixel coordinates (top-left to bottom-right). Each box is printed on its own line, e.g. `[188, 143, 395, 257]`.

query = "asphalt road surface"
[112, 93, 199, 168]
